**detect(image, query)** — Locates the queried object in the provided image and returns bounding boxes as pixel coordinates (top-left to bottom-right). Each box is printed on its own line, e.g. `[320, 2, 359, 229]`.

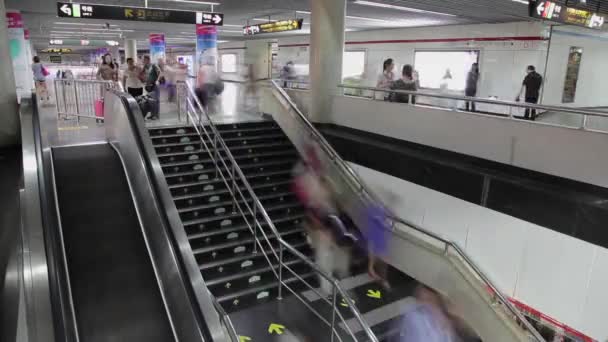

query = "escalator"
[19, 90, 229, 342]
[50, 143, 174, 341]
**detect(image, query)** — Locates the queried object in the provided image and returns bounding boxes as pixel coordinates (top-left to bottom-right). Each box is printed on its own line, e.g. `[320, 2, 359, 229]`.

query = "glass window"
[414, 51, 479, 91]
[220, 54, 237, 73]
[343, 51, 366, 79]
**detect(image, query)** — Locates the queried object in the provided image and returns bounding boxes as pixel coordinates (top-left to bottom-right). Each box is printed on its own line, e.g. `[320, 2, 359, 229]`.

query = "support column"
[124, 39, 137, 61]
[0, 2, 20, 147]
[309, 0, 346, 122]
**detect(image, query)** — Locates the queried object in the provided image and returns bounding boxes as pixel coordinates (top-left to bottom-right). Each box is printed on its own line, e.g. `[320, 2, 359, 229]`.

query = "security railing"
[338, 84, 608, 132]
[177, 81, 378, 342]
[268, 79, 546, 342]
[54, 79, 121, 122]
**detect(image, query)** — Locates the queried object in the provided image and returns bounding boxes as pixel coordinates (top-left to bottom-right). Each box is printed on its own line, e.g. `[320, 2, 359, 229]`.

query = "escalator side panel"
[52, 144, 174, 342]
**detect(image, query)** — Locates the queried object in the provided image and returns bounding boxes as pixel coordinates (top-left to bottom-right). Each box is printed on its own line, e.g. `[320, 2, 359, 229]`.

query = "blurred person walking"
[516, 65, 543, 121]
[123, 57, 144, 98]
[196, 56, 223, 114]
[143, 55, 162, 120]
[465, 63, 479, 112]
[280, 61, 296, 88]
[376, 58, 396, 100]
[31, 56, 50, 102]
[390, 65, 417, 104]
[398, 285, 458, 342]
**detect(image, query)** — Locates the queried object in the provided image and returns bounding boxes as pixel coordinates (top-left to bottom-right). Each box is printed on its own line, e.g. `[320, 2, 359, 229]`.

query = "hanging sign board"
[243, 19, 303, 35]
[57, 2, 223, 25]
[529, 1, 605, 29]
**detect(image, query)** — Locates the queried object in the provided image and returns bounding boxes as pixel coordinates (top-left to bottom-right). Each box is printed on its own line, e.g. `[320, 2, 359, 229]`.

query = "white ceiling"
[3, 0, 556, 50]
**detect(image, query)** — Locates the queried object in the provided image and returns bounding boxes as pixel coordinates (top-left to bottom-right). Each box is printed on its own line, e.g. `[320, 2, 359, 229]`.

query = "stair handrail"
[269, 79, 546, 342]
[177, 80, 379, 342]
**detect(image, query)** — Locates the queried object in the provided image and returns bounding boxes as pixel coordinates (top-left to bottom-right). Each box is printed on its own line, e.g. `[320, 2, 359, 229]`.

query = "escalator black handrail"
[29, 92, 77, 342]
[107, 89, 234, 342]
[268, 79, 546, 342]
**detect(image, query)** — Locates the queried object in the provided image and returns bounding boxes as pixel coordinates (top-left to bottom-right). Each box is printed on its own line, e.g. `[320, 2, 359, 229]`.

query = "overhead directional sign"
[238, 336, 251, 342]
[56, 2, 224, 25]
[529, 1, 605, 29]
[243, 19, 303, 35]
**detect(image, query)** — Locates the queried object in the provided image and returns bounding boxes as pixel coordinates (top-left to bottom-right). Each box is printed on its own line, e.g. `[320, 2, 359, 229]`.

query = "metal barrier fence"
[54, 79, 120, 122]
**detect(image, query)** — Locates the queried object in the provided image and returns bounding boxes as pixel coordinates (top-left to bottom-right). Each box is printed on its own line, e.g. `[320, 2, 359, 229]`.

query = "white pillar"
[309, 0, 346, 122]
[124, 39, 137, 61]
[0, 2, 20, 147]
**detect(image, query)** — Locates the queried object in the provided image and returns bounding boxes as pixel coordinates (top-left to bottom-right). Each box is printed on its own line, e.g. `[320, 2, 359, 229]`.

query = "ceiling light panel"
[353, 0, 457, 17]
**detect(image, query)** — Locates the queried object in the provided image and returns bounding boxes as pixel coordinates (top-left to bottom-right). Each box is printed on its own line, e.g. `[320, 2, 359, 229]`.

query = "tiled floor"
[40, 82, 265, 147]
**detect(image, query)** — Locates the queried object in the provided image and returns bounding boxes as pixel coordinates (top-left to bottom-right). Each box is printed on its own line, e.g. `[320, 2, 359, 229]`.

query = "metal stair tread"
[178, 191, 293, 214]
[164, 159, 297, 179]
[182, 201, 300, 226]
[173, 179, 292, 201]
[206, 259, 302, 287]
[169, 170, 292, 190]
[188, 214, 304, 240]
[156, 141, 293, 158]
[199, 241, 309, 270]
[151, 126, 281, 140]
[161, 150, 296, 168]
[217, 271, 316, 303]
[152, 133, 286, 148]
[192, 227, 304, 255]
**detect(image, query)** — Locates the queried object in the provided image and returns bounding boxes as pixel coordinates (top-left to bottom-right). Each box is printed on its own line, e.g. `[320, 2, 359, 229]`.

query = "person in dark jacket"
[390, 64, 418, 104]
[465, 63, 479, 112]
[516, 65, 543, 120]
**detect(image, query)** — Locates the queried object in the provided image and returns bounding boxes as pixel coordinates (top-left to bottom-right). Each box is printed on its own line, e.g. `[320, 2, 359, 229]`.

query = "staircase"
[148, 120, 317, 313]
[148, 119, 417, 341]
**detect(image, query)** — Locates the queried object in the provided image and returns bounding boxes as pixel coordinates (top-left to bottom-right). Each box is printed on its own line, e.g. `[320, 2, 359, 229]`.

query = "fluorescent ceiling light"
[222, 24, 243, 27]
[511, 0, 529, 3]
[54, 27, 134, 32]
[296, 10, 387, 22]
[159, 0, 220, 5]
[353, 0, 457, 17]
[54, 22, 120, 27]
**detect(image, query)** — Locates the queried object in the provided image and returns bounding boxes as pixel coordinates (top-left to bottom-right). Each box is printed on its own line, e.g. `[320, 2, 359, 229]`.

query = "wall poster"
[562, 47, 583, 103]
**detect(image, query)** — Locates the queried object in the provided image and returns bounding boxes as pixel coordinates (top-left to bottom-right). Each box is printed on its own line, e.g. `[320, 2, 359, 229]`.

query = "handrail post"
[73, 81, 80, 123]
[177, 82, 181, 122]
[581, 114, 588, 130]
[213, 134, 219, 180]
[252, 204, 258, 254]
[277, 242, 284, 300]
[330, 286, 338, 342]
[231, 162, 237, 213]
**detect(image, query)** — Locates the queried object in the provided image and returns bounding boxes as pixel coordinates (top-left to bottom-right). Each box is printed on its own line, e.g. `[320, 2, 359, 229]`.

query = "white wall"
[352, 162, 607, 341]
[218, 41, 246, 81]
[273, 21, 549, 103]
[330, 95, 608, 189]
[542, 25, 608, 107]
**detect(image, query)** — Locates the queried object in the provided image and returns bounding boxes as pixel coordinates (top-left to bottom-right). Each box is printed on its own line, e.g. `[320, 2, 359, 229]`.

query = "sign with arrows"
[529, 1, 605, 29]
[56, 2, 224, 25]
[268, 323, 285, 335]
[243, 19, 304, 35]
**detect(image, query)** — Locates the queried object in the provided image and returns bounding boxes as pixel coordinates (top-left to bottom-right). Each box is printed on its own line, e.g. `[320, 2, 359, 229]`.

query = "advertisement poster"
[6, 10, 29, 98]
[196, 25, 218, 73]
[149, 33, 165, 63]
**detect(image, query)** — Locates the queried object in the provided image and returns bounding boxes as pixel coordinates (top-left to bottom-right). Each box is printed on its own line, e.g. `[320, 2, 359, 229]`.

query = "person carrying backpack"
[31, 56, 50, 102]
[143, 55, 161, 120]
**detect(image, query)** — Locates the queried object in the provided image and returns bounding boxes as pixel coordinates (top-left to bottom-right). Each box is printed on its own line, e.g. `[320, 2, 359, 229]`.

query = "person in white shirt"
[376, 58, 396, 100]
[123, 58, 144, 98]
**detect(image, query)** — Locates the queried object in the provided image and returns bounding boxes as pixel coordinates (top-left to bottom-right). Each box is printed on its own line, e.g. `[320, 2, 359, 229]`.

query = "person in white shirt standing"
[376, 58, 396, 100]
[123, 58, 144, 98]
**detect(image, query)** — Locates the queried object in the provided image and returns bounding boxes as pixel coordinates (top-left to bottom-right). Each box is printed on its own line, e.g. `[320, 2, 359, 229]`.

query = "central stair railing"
[177, 81, 378, 342]
[265, 79, 546, 342]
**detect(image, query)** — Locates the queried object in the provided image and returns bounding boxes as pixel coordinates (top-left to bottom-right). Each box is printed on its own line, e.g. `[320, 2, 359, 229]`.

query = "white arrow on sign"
[537, 1, 545, 16]
[61, 4, 72, 16]
[213, 14, 222, 24]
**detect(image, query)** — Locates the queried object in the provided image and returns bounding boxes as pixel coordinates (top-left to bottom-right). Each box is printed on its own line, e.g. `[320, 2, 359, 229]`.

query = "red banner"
[6, 11, 23, 29]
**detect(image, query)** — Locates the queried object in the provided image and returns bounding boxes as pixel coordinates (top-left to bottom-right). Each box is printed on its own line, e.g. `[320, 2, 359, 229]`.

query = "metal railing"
[337, 84, 608, 131]
[54, 79, 121, 122]
[177, 81, 378, 342]
[269, 79, 546, 342]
